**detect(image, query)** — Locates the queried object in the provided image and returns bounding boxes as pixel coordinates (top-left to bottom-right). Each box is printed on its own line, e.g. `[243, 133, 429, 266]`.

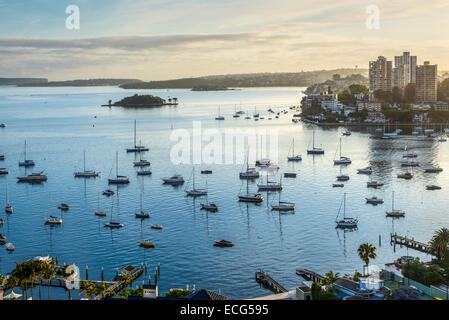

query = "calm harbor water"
[0, 86, 447, 299]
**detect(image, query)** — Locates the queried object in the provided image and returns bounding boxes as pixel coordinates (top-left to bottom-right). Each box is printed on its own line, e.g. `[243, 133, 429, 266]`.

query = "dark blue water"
[0, 86, 446, 299]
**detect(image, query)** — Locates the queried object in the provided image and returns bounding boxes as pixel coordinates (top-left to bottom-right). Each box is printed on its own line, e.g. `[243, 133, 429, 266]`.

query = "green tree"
[322, 271, 340, 288]
[392, 86, 404, 104]
[42, 263, 56, 300]
[374, 89, 392, 103]
[357, 243, 377, 275]
[165, 289, 192, 298]
[404, 83, 416, 103]
[402, 258, 426, 282]
[349, 84, 369, 95]
[423, 271, 445, 286]
[430, 228, 449, 262]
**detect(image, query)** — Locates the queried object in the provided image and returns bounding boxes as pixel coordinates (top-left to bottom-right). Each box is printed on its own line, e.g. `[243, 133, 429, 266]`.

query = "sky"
[0, 0, 448, 81]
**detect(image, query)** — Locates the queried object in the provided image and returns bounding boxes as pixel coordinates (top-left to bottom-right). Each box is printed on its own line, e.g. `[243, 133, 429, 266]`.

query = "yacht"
[94, 194, 107, 217]
[426, 185, 442, 190]
[239, 176, 264, 203]
[333, 138, 351, 165]
[133, 159, 151, 167]
[287, 138, 302, 161]
[337, 174, 350, 181]
[386, 191, 405, 217]
[74, 150, 100, 177]
[103, 189, 115, 196]
[6, 243, 15, 252]
[139, 240, 155, 248]
[213, 240, 234, 247]
[0, 123, 6, 128]
[367, 180, 384, 188]
[357, 167, 372, 175]
[397, 171, 413, 179]
[104, 199, 124, 229]
[126, 120, 149, 152]
[5, 184, 12, 214]
[424, 165, 443, 173]
[342, 130, 352, 136]
[185, 168, 207, 197]
[137, 168, 152, 176]
[200, 183, 218, 212]
[333, 183, 344, 188]
[108, 152, 130, 184]
[18, 140, 35, 167]
[401, 160, 419, 167]
[44, 216, 63, 225]
[151, 224, 163, 230]
[215, 106, 225, 120]
[162, 174, 185, 185]
[335, 193, 358, 229]
[366, 196, 384, 205]
[135, 192, 150, 219]
[58, 203, 69, 211]
[307, 129, 324, 154]
[17, 171, 47, 183]
[0, 155, 5, 160]
[271, 191, 295, 211]
[0, 168, 9, 175]
[257, 175, 282, 191]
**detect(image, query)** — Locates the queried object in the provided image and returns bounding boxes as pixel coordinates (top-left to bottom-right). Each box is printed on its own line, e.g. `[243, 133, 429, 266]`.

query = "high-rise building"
[393, 52, 417, 91]
[369, 56, 392, 101]
[416, 61, 437, 103]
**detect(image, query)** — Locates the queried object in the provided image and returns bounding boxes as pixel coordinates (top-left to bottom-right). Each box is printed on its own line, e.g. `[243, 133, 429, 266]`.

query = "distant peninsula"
[17, 78, 143, 87]
[0, 78, 48, 85]
[104, 94, 178, 107]
[191, 85, 236, 91]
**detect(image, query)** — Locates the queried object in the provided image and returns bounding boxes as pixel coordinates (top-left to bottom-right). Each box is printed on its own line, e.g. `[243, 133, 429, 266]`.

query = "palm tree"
[358, 243, 377, 275]
[430, 228, 449, 262]
[42, 263, 56, 300]
[323, 271, 340, 289]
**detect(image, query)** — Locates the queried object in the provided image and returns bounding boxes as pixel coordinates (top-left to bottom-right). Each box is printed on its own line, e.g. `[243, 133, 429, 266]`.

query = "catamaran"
[307, 129, 324, 154]
[18, 140, 35, 167]
[386, 191, 405, 217]
[162, 174, 184, 185]
[333, 138, 351, 165]
[287, 138, 302, 161]
[108, 152, 130, 184]
[74, 150, 100, 177]
[335, 193, 358, 229]
[185, 168, 207, 197]
[135, 191, 150, 219]
[126, 120, 149, 152]
[5, 184, 12, 214]
[17, 171, 47, 183]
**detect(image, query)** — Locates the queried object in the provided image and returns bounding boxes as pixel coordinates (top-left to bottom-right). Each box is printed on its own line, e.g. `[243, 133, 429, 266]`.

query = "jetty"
[255, 270, 287, 293]
[390, 233, 431, 253]
[296, 269, 325, 283]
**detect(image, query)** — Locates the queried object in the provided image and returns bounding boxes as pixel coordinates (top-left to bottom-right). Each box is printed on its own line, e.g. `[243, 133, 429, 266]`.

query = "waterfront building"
[369, 56, 393, 101]
[416, 61, 437, 103]
[393, 52, 417, 91]
[434, 101, 449, 111]
[357, 101, 382, 113]
[301, 92, 338, 110]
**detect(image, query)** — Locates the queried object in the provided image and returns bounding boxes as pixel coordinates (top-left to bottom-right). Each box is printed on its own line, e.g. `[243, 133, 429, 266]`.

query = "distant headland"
[191, 85, 238, 91]
[103, 94, 178, 107]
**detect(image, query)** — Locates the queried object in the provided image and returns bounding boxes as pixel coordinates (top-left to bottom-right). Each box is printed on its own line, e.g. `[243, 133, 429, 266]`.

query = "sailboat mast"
[343, 193, 346, 218]
[116, 152, 118, 178]
[24, 140, 27, 161]
[312, 130, 315, 149]
[134, 120, 137, 148]
[392, 191, 394, 211]
[5, 183, 8, 204]
[340, 138, 342, 158]
[83, 150, 86, 171]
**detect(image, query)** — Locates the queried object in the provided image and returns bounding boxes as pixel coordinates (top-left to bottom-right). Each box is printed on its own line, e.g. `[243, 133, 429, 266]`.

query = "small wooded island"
[103, 94, 178, 107]
[191, 85, 236, 91]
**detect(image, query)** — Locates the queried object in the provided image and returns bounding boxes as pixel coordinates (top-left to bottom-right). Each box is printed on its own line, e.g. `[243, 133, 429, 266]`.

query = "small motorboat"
[186, 189, 208, 197]
[0, 168, 8, 175]
[402, 152, 417, 158]
[151, 224, 163, 230]
[357, 167, 372, 175]
[366, 196, 384, 205]
[213, 240, 234, 247]
[17, 172, 47, 183]
[94, 210, 107, 217]
[333, 183, 344, 188]
[438, 137, 447, 142]
[6, 242, 14, 252]
[5, 204, 13, 214]
[58, 203, 69, 211]
[44, 216, 63, 225]
[238, 193, 264, 203]
[135, 211, 150, 219]
[424, 166, 443, 173]
[426, 185, 442, 190]
[108, 175, 130, 184]
[201, 170, 213, 174]
[200, 203, 218, 212]
[342, 130, 352, 136]
[162, 174, 184, 185]
[284, 173, 297, 178]
[0, 123, 6, 128]
[367, 180, 384, 188]
[334, 156, 352, 165]
[104, 221, 124, 229]
[0, 219, 3, 227]
[137, 169, 152, 176]
[0, 155, 5, 161]
[401, 161, 419, 167]
[397, 172, 413, 179]
[133, 159, 151, 167]
[103, 189, 115, 196]
[239, 168, 259, 179]
[139, 240, 155, 248]
[337, 175, 349, 181]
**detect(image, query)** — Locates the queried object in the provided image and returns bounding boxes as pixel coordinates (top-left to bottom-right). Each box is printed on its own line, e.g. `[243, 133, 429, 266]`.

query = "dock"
[296, 269, 325, 283]
[390, 233, 431, 253]
[255, 270, 287, 293]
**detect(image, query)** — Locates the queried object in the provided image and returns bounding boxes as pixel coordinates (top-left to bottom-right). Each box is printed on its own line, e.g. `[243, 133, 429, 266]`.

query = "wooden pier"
[255, 270, 287, 293]
[91, 266, 144, 300]
[296, 269, 325, 283]
[390, 233, 431, 253]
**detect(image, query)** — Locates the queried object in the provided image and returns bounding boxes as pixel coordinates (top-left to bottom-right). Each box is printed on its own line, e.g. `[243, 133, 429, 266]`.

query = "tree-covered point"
[165, 289, 192, 298]
[191, 85, 231, 91]
[112, 94, 177, 107]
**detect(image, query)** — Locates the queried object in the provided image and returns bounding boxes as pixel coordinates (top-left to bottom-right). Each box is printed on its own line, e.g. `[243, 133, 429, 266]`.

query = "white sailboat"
[307, 129, 324, 154]
[126, 120, 149, 152]
[386, 191, 405, 217]
[271, 191, 295, 211]
[335, 193, 358, 229]
[104, 197, 124, 228]
[18, 140, 35, 167]
[5, 183, 13, 214]
[133, 142, 151, 167]
[108, 152, 130, 184]
[238, 173, 264, 203]
[44, 196, 62, 225]
[74, 150, 100, 177]
[239, 154, 259, 179]
[215, 106, 225, 120]
[185, 168, 207, 197]
[200, 181, 218, 212]
[333, 138, 351, 165]
[287, 138, 302, 161]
